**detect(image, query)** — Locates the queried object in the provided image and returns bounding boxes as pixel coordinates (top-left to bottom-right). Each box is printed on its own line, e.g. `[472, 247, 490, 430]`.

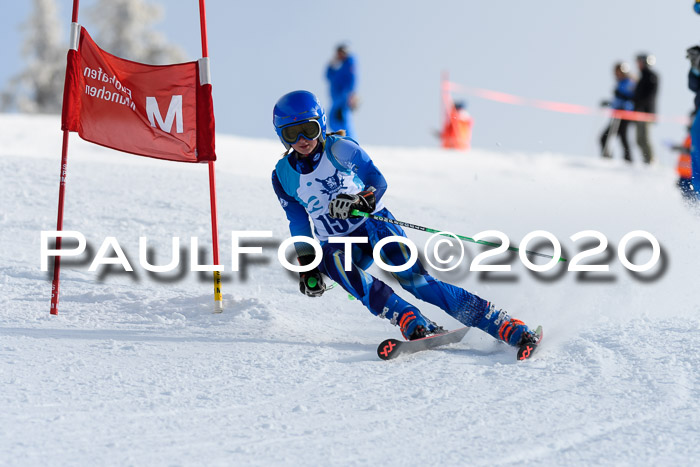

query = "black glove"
[328, 188, 376, 220]
[298, 255, 325, 297]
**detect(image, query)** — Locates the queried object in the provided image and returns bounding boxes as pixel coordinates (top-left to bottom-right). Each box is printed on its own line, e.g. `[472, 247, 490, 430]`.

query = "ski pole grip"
[351, 209, 370, 218]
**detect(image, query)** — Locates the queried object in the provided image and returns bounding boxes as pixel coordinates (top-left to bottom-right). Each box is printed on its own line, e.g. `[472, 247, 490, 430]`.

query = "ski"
[377, 327, 469, 360]
[516, 325, 543, 361]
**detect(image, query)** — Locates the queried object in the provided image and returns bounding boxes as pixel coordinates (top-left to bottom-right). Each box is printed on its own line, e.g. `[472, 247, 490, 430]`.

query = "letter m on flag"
[147, 96, 184, 134]
[61, 27, 215, 163]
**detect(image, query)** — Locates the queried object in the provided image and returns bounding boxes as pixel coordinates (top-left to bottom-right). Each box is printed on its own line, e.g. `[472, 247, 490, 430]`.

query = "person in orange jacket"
[440, 101, 473, 150]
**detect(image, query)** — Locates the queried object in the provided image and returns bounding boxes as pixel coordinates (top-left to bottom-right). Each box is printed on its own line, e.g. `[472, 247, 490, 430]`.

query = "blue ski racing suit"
[272, 134, 533, 345]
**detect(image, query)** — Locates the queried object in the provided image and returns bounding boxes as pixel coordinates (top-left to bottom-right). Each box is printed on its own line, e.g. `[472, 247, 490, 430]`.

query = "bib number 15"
[317, 214, 363, 235]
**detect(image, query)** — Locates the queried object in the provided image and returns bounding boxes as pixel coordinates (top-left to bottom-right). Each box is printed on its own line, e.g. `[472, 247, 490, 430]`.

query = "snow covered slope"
[1, 114, 699, 465]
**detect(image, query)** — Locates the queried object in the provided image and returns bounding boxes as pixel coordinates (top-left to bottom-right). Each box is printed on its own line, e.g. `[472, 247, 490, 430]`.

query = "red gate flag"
[61, 27, 215, 163]
[51, 3, 222, 316]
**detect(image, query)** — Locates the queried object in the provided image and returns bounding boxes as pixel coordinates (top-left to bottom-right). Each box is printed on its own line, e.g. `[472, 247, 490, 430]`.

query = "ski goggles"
[280, 119, 322, 145]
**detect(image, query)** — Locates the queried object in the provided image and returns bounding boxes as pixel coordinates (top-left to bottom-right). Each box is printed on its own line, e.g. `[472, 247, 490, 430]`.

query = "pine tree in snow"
[87, 0, 187, 65]
[1, 0, 66, 113]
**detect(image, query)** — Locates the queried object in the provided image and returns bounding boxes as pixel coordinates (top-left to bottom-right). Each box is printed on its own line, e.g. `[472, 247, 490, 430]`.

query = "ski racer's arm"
[329, 138, 387, 202]
[327, 138, 387, 220]
[271, 170, 316, 257]
[272, 170, 326, 297]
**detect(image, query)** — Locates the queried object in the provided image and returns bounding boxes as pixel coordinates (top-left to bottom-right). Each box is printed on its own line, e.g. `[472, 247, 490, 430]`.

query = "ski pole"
[350, 210, 567, 262]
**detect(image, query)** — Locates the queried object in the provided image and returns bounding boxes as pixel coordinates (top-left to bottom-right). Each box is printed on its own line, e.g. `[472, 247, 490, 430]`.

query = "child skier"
[270, 90, 540, 356]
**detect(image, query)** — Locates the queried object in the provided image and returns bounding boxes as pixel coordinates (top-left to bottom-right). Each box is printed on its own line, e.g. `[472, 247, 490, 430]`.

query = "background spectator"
[325, 43, 358, 138]
[600, 62, 636, 162]
[440, 101, 473, 150]
[686, 45, 700, 200]
[633, 53, 659, 164]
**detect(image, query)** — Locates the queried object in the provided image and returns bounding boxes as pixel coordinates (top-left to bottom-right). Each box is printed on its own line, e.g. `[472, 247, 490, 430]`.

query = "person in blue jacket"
[270, 90, 540, 353]
[600, 62, 636, 162]
[687, 45, 700, 201]
[325, 44, 358, 138]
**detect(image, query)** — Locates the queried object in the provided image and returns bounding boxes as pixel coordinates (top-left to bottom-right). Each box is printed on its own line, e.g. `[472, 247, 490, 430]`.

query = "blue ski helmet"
[273, 90, 327, 149]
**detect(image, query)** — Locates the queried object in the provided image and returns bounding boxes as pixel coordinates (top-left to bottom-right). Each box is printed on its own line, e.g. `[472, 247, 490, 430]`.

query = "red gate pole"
[50, 132, 70, 315]
[50, 0, 81, 315]
[198, 0, 224, 313]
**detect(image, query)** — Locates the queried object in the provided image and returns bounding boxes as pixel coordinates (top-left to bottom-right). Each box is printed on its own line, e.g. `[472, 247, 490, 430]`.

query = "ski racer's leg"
[317, 240, 437, 339]
[365, 209, 535, 346]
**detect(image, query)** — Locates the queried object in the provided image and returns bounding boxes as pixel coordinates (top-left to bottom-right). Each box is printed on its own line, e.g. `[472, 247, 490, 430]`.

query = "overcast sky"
[1, 1, 699, 160]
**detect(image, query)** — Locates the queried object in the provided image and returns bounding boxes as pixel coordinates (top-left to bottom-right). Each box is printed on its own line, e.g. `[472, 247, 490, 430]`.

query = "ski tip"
[516, 342, 537, 361]
[377, 338, 401, 360]
[533, 325, 543, 340]
[516, 325, 543, 361]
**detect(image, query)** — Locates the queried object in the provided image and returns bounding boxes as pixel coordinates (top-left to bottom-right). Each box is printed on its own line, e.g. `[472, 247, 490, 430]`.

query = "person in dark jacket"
[600, 62, 636, 162]
[687, 45, 700, 200]
[633, 53, 659, 164]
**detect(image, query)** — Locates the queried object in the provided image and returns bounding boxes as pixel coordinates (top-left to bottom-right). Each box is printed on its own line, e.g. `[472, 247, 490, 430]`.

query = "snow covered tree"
[87, 0, 187, 65]
[1, 0, 186, 114]
[1, 0, 66, 113]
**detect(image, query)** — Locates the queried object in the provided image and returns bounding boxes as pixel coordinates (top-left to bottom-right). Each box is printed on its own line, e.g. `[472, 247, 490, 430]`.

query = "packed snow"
[1, 114, 699, 465]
